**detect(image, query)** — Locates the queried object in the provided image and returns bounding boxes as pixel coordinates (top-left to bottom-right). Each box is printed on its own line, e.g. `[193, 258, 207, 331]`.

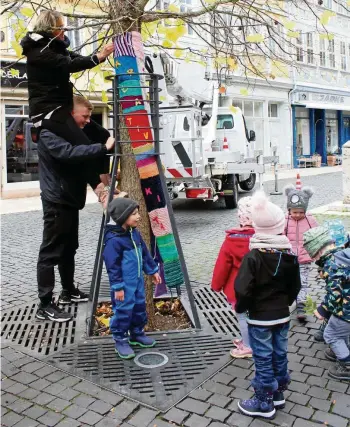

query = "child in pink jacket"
[284, 176, 318, 321]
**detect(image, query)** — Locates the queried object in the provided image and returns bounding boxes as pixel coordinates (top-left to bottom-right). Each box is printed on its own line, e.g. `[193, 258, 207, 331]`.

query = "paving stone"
[30, 378, 52, 391]
[12, 418, 39, 427]
[2, 393, 18, 405]
[288, 392, 310, 405]
[270, 411, 295, 427]
[96, 418, 124, 427]
[282, 401, 295, 414]
[22, 405, 48, 420]
[89, 400, 113, 416]
[184, 413, 211, 427]
[302, 366, 324, 376]
[308, 397, 331, 412]
[226, 411, 252, 427]
[288, 362, 304, 372]
[249, 420, 272, 427]
[208, 423, 229, 427]
[230, 388, 254, 400]
[306, 386, 330, 400]
[312, 410, 348, 427]
[288, 353, 303, 363]
[332, 399, 350, 419]
[207, 393, 231, 408]
[326, 380, 348, 393]
[62, 404, 88, 419]
[6, 383, 28, 395]
[6, 398, 33, 413]
[1, 378, 16, 390]
[21, 362, 46, 374]
[302, 356, 321, 367]
[95, 390, 124, 406]
[73, 381, 102, 396]
[146, 420, 173, 427]
[177, 397, 210, 415]
[128, 407, 158, 426]
[107, 400, 138, 421]
[298, 348, 318, 357]
[10, 372, 38, 385]
[55, 387, 80, 401]
[32, 392, 56, 406]
[34, 366, 58, 378]
[164, 407, 189, 424]
[290, 371, 309, 383]
[45, 371, 68, 383]
[43, 383, 67, 396]
[205, 405, 230, 422]
[55, 419, 81, 427]
[18, 388, 40, 400]
[296, 340, 313, 348]
[190, 388, 212, 401]
[37, 411, 65, 427]
[73, 394, 96, 408]
[1, 411, 24, 426]
[288, 380, 309, 394]
[202, 381, 233, 396]
[231, 359, 254, 369]
[231, 378, 251, 390]
[212, 372, 235, 385]
[222, 366, 250, 379]
[47, 397, 71, 412]
[306, 375, 324, 387]
[77, 410, 104, 426]
[290, 404, 314, 419]
[293, 418, 321, 427]
[57, 376, 81, 388]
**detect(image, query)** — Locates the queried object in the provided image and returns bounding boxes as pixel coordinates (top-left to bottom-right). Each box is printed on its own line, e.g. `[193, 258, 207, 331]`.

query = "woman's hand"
[115, 290, 124, 301]
[97, 42, 114, 62]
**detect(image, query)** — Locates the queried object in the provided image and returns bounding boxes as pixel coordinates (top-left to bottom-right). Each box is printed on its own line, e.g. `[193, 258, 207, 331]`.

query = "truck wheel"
[223, 174, 238, 209]
[239, 174, 256, 191]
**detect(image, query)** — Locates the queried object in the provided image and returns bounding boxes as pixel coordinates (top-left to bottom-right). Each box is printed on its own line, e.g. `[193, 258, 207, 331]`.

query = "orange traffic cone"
[296, 173, 302, 190]
[223, 137, 229, 152]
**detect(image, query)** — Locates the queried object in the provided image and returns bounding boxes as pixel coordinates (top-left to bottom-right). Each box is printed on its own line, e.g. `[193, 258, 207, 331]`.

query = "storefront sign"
[312, 93, 345, 104]
[0, 61, 28, 88]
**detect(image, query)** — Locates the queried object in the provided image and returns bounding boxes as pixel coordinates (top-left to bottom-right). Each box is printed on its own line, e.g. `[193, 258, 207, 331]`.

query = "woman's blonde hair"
[33, 10, 64, 34]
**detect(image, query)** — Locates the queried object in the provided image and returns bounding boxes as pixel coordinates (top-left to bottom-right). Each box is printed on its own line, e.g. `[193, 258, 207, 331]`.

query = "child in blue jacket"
[103, 198, 161, 359]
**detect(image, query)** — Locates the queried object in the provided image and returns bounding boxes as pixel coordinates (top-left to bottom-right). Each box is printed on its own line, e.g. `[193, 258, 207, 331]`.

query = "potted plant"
[312, 152, 322, 168]
[327, 151, 336, 166]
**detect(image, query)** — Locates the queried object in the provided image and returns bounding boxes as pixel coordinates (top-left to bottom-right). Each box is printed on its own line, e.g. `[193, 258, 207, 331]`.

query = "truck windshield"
[217, 114, 234, 129]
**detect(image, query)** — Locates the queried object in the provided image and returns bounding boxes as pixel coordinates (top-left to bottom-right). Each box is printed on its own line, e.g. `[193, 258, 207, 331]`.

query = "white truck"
[153, 54, 272, 208]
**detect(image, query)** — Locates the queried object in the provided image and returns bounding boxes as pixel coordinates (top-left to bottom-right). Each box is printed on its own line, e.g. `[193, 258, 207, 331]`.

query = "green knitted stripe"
[163, 259, 184, 287]
[156, 234, 179, 262]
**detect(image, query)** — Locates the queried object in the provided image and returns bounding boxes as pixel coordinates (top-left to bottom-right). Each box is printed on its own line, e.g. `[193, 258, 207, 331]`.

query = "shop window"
[295, 108, 310, 156]
[67, 17, 82, 51]
[5, 104, 39, 184]
[326, 119, 338, 154]
[268, 103, 278, 118]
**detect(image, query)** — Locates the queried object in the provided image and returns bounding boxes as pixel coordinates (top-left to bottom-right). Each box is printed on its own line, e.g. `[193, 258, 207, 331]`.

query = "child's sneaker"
[314, 319, 327, 342]
[230, 344, 253, 358]
[328, 360, 350, 381]
[233, 339, 242, 348]
[324, 348, 337, 362]
[238, 391, 276, 419]
[115, 339, 135, 359]
[129, 334, 156, 348]
[296, 302, 307, 321]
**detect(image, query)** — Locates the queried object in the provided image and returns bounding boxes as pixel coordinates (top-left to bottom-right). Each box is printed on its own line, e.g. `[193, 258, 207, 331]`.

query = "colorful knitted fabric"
[114, 32, 184, 288]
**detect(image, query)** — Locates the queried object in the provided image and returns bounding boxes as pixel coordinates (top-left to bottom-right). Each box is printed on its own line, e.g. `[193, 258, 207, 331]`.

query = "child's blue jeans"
[248, 322, 290, 392]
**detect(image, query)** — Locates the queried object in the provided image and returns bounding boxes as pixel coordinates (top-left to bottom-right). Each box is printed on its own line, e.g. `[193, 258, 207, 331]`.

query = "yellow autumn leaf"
[11, 41, 22, 58]
[320, 10, 336, 26]
[271, 60, 289, 78]
[96, 316, 110, 327]
[164, 25, 186, 43]
[281, 18, 296, 31]
[168, 4, 180, 12]
[162, 39, 173, 48]
[240, 88, 249, 96]
[20, 7, 34, 18]
[319, 33, 334, 40]
[141, 21, 158, 41]
[173, 48, 182, 58]
[227, 57, 237, 71]
[101, 90, 108, 103]
[287, 30, 300, 38]
[160, 95, 166, 102]
[229, 106, 238, 113]
[9, 68, 19, 77]
[347, 0, 350, 5]
[246, 34, 265, 43]
[185, 56, 191, 63]
[198, 60, 206, 67]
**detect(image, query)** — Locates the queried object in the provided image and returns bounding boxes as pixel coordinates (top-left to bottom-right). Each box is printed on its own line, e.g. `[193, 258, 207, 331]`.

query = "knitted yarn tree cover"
[114, 32, 184, 288]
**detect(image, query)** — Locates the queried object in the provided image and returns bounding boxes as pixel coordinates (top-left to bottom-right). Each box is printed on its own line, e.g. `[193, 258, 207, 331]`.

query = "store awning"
[294, 102, 346, 111]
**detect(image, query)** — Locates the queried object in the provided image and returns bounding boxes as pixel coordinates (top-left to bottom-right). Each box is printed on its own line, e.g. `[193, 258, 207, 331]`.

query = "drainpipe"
[288, 67, 298, 169]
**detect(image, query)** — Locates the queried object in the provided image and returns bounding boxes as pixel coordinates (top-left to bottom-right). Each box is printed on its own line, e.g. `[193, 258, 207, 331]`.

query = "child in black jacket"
[235, 191, 301, 420]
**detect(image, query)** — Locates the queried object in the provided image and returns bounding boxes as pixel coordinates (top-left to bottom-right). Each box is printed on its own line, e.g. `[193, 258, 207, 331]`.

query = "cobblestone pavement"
[2, 171, 350, 427]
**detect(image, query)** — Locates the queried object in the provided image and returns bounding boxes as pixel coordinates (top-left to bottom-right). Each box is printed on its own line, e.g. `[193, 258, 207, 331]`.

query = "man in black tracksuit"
[36, 96, 115, 322]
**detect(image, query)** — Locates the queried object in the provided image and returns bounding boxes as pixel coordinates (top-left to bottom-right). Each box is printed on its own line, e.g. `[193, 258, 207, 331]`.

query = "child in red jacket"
[212, 197, 255, 358]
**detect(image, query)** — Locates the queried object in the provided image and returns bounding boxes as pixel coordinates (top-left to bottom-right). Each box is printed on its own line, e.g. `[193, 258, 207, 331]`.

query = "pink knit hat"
[238, 196, 253, 227]
[251, 191, 285, 235]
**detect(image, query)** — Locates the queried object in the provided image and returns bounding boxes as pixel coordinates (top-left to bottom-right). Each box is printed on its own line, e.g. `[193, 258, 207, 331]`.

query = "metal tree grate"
[1, 303, 85, 357]
[45, 331, 233, 411]
[194, 287, 240, 336]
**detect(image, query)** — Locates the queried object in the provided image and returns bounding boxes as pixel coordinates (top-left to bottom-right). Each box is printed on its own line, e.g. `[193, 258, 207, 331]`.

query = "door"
[343, 117, 350, 145]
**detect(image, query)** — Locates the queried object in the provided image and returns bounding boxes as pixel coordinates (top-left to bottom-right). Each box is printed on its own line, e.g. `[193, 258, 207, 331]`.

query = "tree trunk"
[110, 1, 156, 328]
